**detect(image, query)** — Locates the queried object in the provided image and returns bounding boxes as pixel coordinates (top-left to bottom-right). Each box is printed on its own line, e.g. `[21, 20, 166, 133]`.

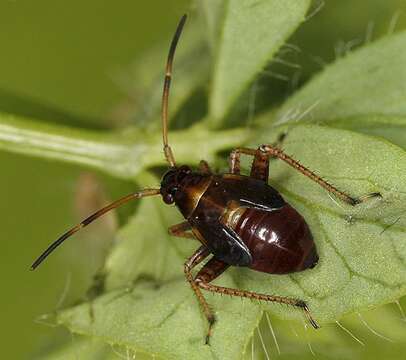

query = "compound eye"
[163, 193, 174, 204]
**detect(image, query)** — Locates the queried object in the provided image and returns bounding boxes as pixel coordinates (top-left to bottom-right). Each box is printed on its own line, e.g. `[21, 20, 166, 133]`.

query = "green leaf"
[57, 280, 262, 360]
[276, 31, 406, 125]
[104, 172, 194, 289]
[329, 115, 406, 149]
[54, 124, 406, 359]
[40, 337, 113, 360]
[209, 0, 311, 124]
[250, 301, 406, 359]
[45, 300, 406, 359]
[236, 124, 406, 324]
[197, 0, 226, 52]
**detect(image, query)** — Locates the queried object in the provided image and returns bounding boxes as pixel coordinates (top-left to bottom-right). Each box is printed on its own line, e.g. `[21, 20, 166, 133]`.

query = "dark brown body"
[168, 171, 318, 275]
[234, 205, 318, 274]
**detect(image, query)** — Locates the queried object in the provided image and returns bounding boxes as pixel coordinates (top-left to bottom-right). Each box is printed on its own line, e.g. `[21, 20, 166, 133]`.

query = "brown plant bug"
[31, 14, 381, 344]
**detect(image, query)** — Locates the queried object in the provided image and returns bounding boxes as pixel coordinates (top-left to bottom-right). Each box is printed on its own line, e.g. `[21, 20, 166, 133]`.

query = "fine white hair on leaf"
[283, 42, 302, 53]
[262, 70, 291, 82]
[265, 312, 281, 355]
[303, 322, 316, 357]
[365, 21, 375, 44]
[357, 312, 394, 343]
[305, 0, 325, 22]
[277, 106, 299, 125]
[326, 191, 346, 211]
[55, 271, 72, 310]
[395, 300, 406, 321]
[294, 99, 321, 123]
[251, 333, 255, 360]
[110, 344, 130, 360]
[272, 57, 301, 69]
[336, 320, 365, 346]
[388, 10, 402, 35]
[257, 325, 271, 360]
[34, 313, 59, 328]
[276, 99, 321, 125]
[289, 70, 302, 93]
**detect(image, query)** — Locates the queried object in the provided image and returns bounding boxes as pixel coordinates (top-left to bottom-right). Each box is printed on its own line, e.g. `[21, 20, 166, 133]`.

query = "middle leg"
[198, 160, 212, 174]
[184, 246, 213, 343]
[228, 147, 269, 180]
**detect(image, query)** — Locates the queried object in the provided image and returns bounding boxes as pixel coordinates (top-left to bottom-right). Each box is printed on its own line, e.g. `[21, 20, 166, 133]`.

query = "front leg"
[168, 221, 195, 240]
[183, 246, 213, 343]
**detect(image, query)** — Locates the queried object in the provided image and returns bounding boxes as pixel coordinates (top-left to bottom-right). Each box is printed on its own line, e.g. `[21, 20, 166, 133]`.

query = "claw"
[296, 300, 320, 329]
[205, 314, 216, 345]
[352, 192, 382, 205]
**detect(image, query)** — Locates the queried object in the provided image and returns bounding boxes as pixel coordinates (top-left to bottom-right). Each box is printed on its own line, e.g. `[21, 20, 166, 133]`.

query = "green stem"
[0, 112, 249, 180]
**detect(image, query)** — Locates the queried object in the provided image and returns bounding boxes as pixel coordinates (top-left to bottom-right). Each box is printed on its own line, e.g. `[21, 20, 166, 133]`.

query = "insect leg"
[258, 144, 381, 205]
[195, 264, 319, 330]
[198, 160, 212, 174]
[228, 148, 256, 174]
[184, 246, 214, 343]
[229, 147, 270, 180]
[168, 221, 195, 240]
[249, 132, 289, 180]
[192, 257, 230, 344]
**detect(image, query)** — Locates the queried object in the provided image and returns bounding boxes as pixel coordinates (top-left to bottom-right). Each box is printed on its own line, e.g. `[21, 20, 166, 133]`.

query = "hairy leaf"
[45, 299, 406, 359]
[209, 0, 311, 123]
[329, 115, 406, 149]
[55, 124, 406, 359]
[58, 280, 262, 360]
[236, 124, 406, 325]
[276, 31, 406, 125]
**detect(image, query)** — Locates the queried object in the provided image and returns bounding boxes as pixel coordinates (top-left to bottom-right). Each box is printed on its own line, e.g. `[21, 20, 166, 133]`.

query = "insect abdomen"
[234, 205, 318, 274]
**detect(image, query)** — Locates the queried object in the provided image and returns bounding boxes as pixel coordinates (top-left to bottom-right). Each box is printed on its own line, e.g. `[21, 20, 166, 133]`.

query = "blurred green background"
[1, 1, 406, 359]
[0, 1, 189, 359]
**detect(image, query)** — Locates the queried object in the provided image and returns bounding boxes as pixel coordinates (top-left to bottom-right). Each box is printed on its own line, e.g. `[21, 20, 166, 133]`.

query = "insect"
[31, 14, 381, 344]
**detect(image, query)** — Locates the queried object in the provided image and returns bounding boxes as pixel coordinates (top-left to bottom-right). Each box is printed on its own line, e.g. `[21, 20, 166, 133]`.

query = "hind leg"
[228, 144, 380, 205]
[194, 258, 319, 343]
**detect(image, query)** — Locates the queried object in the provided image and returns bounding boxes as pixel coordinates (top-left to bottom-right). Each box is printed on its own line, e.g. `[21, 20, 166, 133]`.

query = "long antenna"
[31, 188, 160, 270]
[162, 14, 187, 167]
